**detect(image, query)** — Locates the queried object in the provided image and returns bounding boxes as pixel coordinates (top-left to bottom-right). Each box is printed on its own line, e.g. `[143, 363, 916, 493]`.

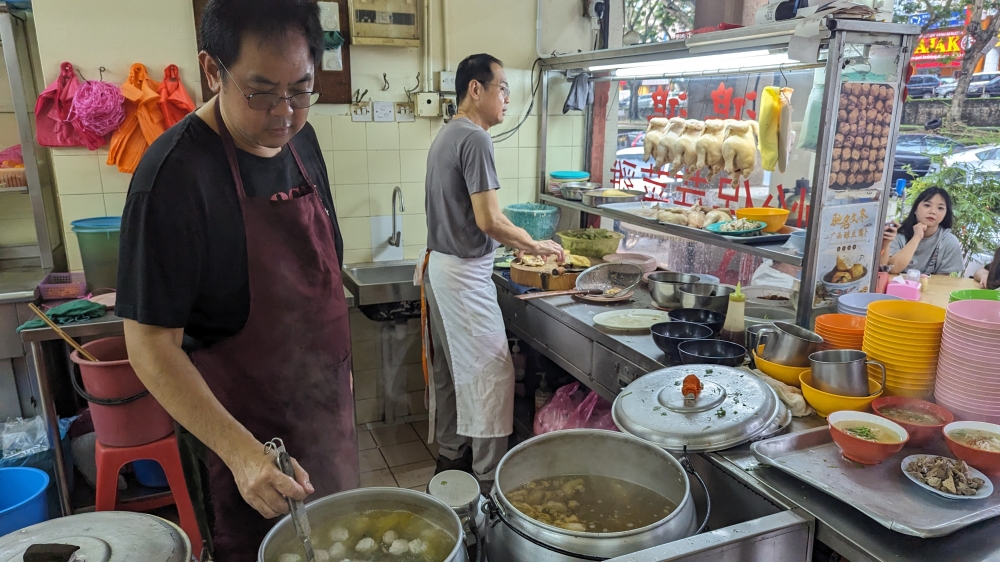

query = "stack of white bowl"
[836, 293, 903, 316]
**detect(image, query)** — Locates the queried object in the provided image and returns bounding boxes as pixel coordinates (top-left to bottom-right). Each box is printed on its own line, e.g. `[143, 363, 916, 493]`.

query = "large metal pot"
[258, 487, 468, 562]
[485, 429, 698, 561]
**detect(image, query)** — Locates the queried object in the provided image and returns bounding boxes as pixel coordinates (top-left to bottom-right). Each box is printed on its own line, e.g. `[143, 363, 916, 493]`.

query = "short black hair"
[900, 186, 954, 241]
[456, 54, 503, 105]
[200, 0, 324, 71]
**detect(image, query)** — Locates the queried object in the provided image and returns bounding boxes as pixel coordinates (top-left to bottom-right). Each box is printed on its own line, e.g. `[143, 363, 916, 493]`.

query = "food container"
[828, 411, 908, 465]
[647, 272, 702, 309]
[788, 231, 807, 253]
[581, 189, 643, 207]
[677, 339, 746, 367]
[71, 217, 121, 292]
[872, 397, 953, 447]
[548, 170, 590, 196]
[735, 208, 791, 233]
[502, 203, 561, 241]
[259, 487, 468, 562]
[753, 350, 805, 387]
[558, 181, 601, 201]
[668, 308, 726, 336]
[943, 421, 1000, 475]
[677, 283, 736, 314]
[949, 289, 1000, 303]
[650, 321, 713, 361]
[799, 371, 883, 417]
[743, 286, 794, 309]
[485, 429, 697, 561]
[556, 228, 624, 259]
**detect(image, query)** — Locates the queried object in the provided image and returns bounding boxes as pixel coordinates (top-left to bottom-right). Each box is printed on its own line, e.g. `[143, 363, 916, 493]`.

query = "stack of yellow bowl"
[862, 300, 946, 400]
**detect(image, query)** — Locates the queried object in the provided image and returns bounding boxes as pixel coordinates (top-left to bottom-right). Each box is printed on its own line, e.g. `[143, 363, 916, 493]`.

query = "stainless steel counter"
[493, 272, 1000, 562]
[0, 267, 47, 304]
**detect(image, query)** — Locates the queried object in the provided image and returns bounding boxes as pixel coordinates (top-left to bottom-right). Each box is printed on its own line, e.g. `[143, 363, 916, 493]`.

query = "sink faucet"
[388, 185, 405, 247]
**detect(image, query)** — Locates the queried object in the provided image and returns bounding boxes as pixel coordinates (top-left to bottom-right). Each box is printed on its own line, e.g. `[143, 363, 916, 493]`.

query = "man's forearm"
[124, 321, 258, 468]
[482, 214, 536, 251]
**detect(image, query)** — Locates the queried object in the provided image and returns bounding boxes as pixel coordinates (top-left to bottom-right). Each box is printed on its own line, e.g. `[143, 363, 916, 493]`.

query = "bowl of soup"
[872, 397, 954, 447]
[828, 411, 909, 465]
[944, 421, 1000, 475]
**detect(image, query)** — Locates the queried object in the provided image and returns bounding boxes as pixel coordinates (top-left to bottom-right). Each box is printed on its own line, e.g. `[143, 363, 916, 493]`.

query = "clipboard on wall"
[191, 0, 353, 104]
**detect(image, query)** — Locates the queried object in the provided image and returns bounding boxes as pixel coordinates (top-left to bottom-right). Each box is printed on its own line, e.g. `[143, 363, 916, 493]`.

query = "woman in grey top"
[880, 186, 965, 275]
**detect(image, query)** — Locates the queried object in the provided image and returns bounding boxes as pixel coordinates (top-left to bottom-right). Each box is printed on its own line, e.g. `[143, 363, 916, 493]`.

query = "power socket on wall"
[440, 95, 457, 121]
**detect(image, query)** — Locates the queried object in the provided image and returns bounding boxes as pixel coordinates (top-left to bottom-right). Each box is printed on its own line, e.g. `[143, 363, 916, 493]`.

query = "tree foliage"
[624, 0, 695, 42]
[909, 159, 1000, 258]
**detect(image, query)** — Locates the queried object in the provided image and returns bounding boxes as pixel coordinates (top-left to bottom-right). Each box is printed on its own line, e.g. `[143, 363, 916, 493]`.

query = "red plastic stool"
[94, 433, 203, 551]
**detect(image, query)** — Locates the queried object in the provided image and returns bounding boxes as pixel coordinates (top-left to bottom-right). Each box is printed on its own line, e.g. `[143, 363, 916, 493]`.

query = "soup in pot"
[272, 509, 456, 562]
[834, 421, 903, 444]
[878, 406, 945, 426]
[505, 474, 675, 533]
[949, 428, 1000, 453]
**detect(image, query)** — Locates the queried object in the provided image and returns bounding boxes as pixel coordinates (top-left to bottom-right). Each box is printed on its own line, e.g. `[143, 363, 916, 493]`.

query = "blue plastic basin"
[0, 467, 50, 535]
[502, 203, 561, 241]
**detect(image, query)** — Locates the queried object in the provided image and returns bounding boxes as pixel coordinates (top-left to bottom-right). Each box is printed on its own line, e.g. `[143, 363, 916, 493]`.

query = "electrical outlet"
[438, 71, 456, 92]
[440, 95, 457, 120]
[394, 102, 416, 122]
[350, 101, 373, 122]
[416, 92, 440, 117]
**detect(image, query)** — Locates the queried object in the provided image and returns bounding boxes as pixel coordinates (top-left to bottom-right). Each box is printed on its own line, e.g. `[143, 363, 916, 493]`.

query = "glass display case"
[536, 18, 921, 324]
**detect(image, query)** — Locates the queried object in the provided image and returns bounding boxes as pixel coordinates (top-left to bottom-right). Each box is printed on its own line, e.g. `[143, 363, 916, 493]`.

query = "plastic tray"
[715, 225, 801, 246]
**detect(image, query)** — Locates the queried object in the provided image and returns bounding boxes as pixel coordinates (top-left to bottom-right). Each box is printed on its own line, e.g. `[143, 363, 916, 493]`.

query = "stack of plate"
[862, 300, 946, 400]
[935, 300, 1000, 423]
[814, 314, 865, 350]
[836, 293, 903, 316]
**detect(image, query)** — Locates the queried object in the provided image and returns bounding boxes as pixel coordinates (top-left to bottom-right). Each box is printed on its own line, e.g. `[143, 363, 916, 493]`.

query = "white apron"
[420, 250, 515, 439]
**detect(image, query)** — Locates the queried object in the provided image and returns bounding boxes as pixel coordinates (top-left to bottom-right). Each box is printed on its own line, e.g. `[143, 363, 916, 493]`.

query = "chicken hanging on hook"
[695, 119, 730, 181]
[642, 118, 670, 163]
[722, 120, 760, 188]
[654, 117, 687, 170]
[671, 120, 707, 179]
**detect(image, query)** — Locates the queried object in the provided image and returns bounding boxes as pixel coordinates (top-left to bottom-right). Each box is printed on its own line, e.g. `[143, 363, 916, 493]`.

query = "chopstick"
[27, 303, 99, 362]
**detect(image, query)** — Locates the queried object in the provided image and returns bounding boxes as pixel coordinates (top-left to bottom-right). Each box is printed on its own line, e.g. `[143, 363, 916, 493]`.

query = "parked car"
[937, 144, 1000, 175]
[966, 72, 1000, 97]
[892, 134, 965, 185]
[981, 76, 1000, 98]
[935, 77, 957, 98]
[907, 75, 941, 99]
[617, 130, 645, 150]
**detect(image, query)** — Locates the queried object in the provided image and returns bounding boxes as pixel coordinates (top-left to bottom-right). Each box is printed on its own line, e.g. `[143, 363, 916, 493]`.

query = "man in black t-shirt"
[117, 1, 358, 559]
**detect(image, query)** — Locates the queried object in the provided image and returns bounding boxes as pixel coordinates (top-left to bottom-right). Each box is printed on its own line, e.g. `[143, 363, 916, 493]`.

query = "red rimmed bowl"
[944, 421, 1000, 475]
[872, 397, 953, 447]
[828, 411, 908, 465]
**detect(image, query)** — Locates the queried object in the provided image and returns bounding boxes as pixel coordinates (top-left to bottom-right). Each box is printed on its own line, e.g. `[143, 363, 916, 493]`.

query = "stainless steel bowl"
[559, 181, 602, 201]
[581, 189, 643, 207]
[647, 272, 702, 309]
[678, 283, 736, 314]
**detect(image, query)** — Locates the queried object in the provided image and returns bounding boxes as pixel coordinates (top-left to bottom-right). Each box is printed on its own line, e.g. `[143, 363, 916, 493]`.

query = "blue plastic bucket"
[133, 459, 169, 488]
[0, 467, 50, 535]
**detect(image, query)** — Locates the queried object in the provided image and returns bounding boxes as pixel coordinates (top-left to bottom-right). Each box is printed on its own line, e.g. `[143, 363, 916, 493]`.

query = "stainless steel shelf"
[541, 194, 803, 267]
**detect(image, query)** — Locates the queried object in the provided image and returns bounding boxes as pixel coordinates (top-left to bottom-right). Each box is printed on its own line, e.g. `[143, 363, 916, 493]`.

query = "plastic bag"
[533, 382, 619, 435]
[2, 416, 48, 460]
[35, 62, 105, 149]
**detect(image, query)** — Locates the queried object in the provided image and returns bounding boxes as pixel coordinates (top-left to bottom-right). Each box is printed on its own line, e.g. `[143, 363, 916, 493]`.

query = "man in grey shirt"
[418, 54, 562, 489]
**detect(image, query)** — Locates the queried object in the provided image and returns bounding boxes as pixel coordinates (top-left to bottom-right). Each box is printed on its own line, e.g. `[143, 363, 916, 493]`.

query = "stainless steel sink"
[342, 260, 420, 306]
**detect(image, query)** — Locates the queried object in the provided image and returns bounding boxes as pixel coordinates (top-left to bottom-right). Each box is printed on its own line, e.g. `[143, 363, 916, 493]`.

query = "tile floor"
[358, 415, 440, 492]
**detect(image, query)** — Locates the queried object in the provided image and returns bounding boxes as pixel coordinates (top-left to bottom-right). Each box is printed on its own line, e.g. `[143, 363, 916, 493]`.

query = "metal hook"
[75, 67, 86, 82]
[405, 73, 421, 103]
[381, 73, 390, 91]
[99, 66, 106, 81]
[779, 66, 788, 87]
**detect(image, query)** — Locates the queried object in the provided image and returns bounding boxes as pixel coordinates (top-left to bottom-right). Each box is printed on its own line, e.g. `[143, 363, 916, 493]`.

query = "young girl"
[880, 186, 965, 275]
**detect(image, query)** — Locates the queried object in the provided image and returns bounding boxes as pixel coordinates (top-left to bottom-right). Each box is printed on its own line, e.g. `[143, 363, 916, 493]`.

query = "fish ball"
[355, 537, 378, 554]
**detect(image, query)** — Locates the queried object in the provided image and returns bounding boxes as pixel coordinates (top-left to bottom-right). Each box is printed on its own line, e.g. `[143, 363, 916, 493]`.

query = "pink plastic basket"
[38, 272, 87, 300]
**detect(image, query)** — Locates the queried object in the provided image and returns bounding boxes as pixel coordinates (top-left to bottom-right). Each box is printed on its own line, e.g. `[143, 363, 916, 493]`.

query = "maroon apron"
[191, 102, 359, 561]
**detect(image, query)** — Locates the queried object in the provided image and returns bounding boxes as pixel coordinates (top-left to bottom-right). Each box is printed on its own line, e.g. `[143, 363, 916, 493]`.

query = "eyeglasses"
[479, 81, 510, 99]
[217, 58, 321, 110]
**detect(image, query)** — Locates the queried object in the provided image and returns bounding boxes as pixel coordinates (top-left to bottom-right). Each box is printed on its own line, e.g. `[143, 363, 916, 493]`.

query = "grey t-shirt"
[424, 118, 502, 259]
[889, 227, 965, 275]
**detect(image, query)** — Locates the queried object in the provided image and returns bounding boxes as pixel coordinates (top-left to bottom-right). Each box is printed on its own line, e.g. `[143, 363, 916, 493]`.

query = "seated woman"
[880, 186, 965, 275]
[973, 248, 1000, 289]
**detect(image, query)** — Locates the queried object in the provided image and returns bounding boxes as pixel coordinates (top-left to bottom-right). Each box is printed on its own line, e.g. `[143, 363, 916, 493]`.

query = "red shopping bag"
[35, 62, 105, 149]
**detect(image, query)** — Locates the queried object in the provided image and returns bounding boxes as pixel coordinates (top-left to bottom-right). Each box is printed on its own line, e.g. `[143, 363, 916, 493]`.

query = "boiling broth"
[505, 474, 675, 533]
[879, 406, 945, 426]
[272, 509, 456, 562]
[834, 421, 903, 443]
[949, 428, 1000, 453]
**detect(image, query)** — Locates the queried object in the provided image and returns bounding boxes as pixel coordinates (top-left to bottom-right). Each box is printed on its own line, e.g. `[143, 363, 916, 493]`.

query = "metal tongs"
[265, 438, 316, 562]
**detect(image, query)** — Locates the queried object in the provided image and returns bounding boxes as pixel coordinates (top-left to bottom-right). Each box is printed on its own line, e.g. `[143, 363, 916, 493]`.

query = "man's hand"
[912, 223, 928, 241]
[529, 240, 565, 263]
[229, 444, 314, 519]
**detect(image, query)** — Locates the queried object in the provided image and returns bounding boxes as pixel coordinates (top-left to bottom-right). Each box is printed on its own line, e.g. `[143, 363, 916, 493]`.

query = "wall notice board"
[191, 0, 353, 104]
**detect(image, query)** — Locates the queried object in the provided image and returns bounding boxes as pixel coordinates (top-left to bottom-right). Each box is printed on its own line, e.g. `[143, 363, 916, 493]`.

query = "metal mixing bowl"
[647, 272, 702, 309]
[678, 283, 736, 314]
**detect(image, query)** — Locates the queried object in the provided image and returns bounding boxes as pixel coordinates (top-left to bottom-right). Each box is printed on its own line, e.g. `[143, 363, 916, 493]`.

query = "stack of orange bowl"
[862, 300, 946, 400]
[814, 314, 866, 350]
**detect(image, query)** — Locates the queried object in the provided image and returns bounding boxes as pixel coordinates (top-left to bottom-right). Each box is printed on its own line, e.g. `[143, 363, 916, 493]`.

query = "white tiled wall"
[350, 310, 427, 425]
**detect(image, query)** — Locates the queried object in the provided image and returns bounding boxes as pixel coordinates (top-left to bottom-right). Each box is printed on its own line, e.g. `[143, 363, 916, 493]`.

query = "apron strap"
[287, 141, 316, 189]
[420, 249, 434, 386]
[213, 100, 248, 199]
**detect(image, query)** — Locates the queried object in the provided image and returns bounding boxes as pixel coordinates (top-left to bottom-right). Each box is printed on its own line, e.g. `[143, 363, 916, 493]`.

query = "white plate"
[900, 455, 994, 500]
[592, 309, 671, 332]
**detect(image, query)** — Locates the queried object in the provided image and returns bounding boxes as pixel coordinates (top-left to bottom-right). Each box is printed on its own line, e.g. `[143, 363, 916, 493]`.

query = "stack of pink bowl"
[935, 300, 1000, 423]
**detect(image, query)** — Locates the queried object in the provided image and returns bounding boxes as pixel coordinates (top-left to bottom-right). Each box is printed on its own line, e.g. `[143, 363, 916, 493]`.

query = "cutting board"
[510, 259, 581, 291]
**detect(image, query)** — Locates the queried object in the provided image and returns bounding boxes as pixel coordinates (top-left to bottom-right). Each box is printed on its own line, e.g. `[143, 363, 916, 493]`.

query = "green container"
[71, 217, 121, 292]
[949, 289, 1000, 303]
[556, 228, 624, 259]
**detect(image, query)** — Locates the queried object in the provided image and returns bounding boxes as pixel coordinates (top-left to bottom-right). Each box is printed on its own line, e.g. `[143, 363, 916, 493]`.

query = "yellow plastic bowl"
[800, 371, 882, 418]
[883, 383, 935, 400]
[735, 208, 790, 233]
[753, 350, 805, 387]
[867, 301, 946, 325]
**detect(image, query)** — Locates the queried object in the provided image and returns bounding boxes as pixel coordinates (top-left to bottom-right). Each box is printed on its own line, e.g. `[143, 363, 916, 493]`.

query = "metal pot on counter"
[259, 487, 468, 562]
[485, 429, 698, 561]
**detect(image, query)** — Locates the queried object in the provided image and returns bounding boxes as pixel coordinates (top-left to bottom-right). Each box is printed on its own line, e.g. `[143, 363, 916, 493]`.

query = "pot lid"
[0, 512, 190, 562]
[613, 365, 780, 453]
